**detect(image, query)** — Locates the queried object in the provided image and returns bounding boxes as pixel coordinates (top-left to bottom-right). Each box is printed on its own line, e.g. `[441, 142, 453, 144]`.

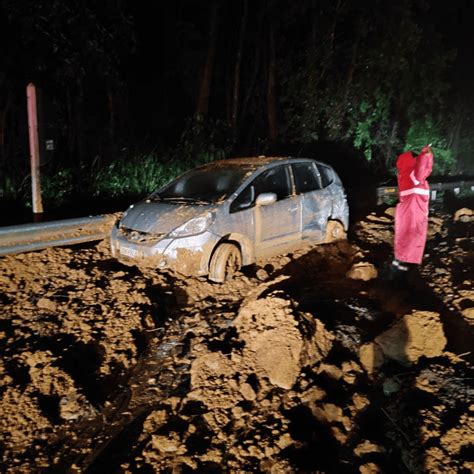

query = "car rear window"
[292, 163, 320, 193]
[318, 164, 334, 188]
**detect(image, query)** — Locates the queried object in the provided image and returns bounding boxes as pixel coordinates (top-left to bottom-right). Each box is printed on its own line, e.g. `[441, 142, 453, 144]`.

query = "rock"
[36, 298, 57, 311]
[233, 297, 305, 389]
[440, 414, 474, 455]
[317, 363, 342, 380]
[382, 378, 401, 396]
[300, 386, 326, 404]
[454, 207, 473, 222]
[461, 307, 474, 321]
[151, 434, 186, 454]
[352, 393, 369, 412]
[276, 433, 294, 450]
[359, 462, 381, 473]
[239, 382, 257, 401]
[354, 440, 385, 456]
[331, 426, 348, 443]
[59, 393, 96, 421]
[311, 403, 343, 424]
[375, 311, 447, 365]
[256, 268, 269, 281]
[428, 216, 444, 237]
[359, 343, 384, 374]
[366, 215, 391, 223]
[346, 262, 378, 281]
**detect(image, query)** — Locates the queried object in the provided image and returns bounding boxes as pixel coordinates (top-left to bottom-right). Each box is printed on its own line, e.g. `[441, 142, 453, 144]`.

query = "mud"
[0, 204, 472, 473]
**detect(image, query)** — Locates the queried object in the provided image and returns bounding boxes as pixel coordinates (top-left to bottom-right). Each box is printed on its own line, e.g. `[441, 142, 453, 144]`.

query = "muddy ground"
[0, 202, 473, 473]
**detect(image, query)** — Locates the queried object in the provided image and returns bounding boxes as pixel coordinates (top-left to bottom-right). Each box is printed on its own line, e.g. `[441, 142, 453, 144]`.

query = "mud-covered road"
[1, 204, 473, 473]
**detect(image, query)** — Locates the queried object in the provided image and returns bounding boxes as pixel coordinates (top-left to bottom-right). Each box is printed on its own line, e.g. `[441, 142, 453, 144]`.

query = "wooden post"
[26, 83, 43, 215]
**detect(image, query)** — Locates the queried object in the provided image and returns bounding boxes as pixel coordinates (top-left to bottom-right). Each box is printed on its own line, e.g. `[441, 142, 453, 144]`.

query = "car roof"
[198, 156, 322, 170]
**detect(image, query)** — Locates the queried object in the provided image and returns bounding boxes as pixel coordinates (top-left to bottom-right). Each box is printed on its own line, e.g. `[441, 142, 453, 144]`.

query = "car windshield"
[152, 165, 252, 203]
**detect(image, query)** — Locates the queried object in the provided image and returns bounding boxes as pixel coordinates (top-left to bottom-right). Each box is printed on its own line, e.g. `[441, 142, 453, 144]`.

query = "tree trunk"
[231, 0, 248, 130]
[241, 46, 261, 127]
[66, 86, 75, 164]
[107, 82, 115, 148]
[75, 77, 85, 165]
[384, 120, 398, 171]
[0, 92, 12, 167]
[195, 1, 220, 120]
[266, 21, 278, 141]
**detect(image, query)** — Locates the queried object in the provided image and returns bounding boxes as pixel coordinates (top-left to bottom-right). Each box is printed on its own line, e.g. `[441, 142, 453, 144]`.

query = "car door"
[252, 164, 301, 257]
[228, 164, 301, 258]
[291, 162, 331, 243]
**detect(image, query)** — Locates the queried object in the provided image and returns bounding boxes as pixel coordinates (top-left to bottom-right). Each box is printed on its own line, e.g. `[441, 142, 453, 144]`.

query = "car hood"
[120, 201, 216, 234]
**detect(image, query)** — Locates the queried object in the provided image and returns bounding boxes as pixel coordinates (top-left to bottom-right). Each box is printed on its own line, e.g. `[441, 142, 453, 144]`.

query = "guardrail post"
[27, 83, 44, 216]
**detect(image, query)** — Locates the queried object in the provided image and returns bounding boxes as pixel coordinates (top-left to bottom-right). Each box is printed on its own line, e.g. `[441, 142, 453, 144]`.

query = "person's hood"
[396, 151, 416, 173]
[120, 200, 216, 234]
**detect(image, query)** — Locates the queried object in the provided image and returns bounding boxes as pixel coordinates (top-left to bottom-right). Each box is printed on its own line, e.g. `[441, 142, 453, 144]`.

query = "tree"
[195, 1, 220, 120]
[279, 0, 455, 172]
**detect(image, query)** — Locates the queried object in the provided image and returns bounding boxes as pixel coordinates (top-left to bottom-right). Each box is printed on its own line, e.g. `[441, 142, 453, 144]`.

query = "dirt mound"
[0, 205, 472, 472]
[0, 242, 164, 469]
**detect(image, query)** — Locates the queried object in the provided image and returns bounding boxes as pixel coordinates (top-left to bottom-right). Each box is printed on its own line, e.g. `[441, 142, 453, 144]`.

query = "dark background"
[0, 0, 473, 215]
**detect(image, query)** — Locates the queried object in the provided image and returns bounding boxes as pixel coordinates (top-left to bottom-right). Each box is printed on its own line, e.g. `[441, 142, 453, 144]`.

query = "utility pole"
[26, 83, 43, 217]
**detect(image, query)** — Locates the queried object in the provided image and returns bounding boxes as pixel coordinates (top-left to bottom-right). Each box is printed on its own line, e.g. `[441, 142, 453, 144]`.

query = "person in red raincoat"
[392, 145, 434, 273]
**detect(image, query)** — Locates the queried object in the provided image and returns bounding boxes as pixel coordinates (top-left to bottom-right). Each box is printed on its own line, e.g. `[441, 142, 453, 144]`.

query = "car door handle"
[289, 206, 298, 212]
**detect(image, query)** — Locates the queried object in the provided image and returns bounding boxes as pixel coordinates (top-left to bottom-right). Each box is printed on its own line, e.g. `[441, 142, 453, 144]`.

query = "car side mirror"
[256, 192, 277, 206]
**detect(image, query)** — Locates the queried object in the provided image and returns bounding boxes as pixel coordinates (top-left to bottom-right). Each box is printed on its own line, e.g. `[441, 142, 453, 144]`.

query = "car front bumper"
[110, 226, 221, 276]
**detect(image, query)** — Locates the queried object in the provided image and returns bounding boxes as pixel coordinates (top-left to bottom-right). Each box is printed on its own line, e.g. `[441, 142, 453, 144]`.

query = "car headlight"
[169, 212, 214, 238]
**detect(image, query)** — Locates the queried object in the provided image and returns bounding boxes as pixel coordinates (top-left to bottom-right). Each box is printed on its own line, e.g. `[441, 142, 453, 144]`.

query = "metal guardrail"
[0, 214, 117, 256]
[376, 180, 474, 205]
[1, 179, 472, 256]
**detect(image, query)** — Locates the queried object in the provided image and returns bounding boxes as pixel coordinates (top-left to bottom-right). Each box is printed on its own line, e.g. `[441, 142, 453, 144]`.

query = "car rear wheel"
[209, 243, 242, 283]
[324, 220, 346, 243]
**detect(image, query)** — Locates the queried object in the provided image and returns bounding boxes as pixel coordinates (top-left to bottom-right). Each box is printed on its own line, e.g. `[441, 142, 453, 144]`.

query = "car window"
[153, 165, 250, 203]
[230, 165, 291, 213]
[317, 164, 334, 188]
[292, 163, 320, 194]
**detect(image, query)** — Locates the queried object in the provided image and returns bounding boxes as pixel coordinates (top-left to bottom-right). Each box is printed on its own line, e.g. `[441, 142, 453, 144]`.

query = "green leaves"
[279, 0, 457, 172]
[404, 117, 455, 175]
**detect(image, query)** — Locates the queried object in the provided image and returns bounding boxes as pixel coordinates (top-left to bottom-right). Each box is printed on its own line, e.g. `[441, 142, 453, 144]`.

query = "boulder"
[454, 207, 473, 222]
[375, 311, 447, 365]
[346, 262, 378, 281]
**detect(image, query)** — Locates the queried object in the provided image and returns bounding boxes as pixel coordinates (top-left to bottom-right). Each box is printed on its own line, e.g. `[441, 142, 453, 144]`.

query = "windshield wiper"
[160, 196, 212, 204]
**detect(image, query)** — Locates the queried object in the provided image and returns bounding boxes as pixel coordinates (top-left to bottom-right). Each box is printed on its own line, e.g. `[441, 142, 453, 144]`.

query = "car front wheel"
[209, 243, 242, 283]
[324, 220, 346, 243]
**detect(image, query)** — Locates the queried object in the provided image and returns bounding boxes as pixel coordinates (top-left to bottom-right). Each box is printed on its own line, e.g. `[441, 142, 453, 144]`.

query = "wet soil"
[0, 203, 473, 473]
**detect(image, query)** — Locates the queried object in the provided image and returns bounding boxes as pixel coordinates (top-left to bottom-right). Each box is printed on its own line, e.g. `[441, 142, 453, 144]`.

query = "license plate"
[120, 246, 140, 258]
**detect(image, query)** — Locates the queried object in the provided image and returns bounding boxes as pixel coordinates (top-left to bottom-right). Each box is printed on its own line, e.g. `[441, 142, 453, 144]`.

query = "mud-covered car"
[110, 156, 349, 282]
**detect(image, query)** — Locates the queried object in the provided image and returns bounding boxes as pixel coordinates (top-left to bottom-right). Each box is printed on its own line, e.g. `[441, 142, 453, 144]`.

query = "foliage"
[91, 153, 186, 197]
[279, 0, 456, 171]
[347, 93, 390, 162]
[404, 116, 455, 176]
[41, 168, 74, 202]
[173, 118, 233, 163]
[90, 134, 229, 198]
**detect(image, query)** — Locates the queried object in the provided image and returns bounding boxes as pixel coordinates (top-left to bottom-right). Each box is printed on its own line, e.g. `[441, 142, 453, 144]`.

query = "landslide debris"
[0, 204, 472, 473]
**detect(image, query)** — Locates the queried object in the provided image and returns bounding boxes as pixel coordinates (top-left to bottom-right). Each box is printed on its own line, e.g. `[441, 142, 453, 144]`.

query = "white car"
[110, 156, 349, 282]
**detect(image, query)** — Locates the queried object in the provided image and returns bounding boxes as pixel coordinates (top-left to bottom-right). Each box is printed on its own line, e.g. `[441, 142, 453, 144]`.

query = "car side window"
[253, 165, 292, 201]
[292, 163, 321, 194]
[230, 165, 291, 213]
[318, 164, 334, 188]
[230, 184, 255, 213]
